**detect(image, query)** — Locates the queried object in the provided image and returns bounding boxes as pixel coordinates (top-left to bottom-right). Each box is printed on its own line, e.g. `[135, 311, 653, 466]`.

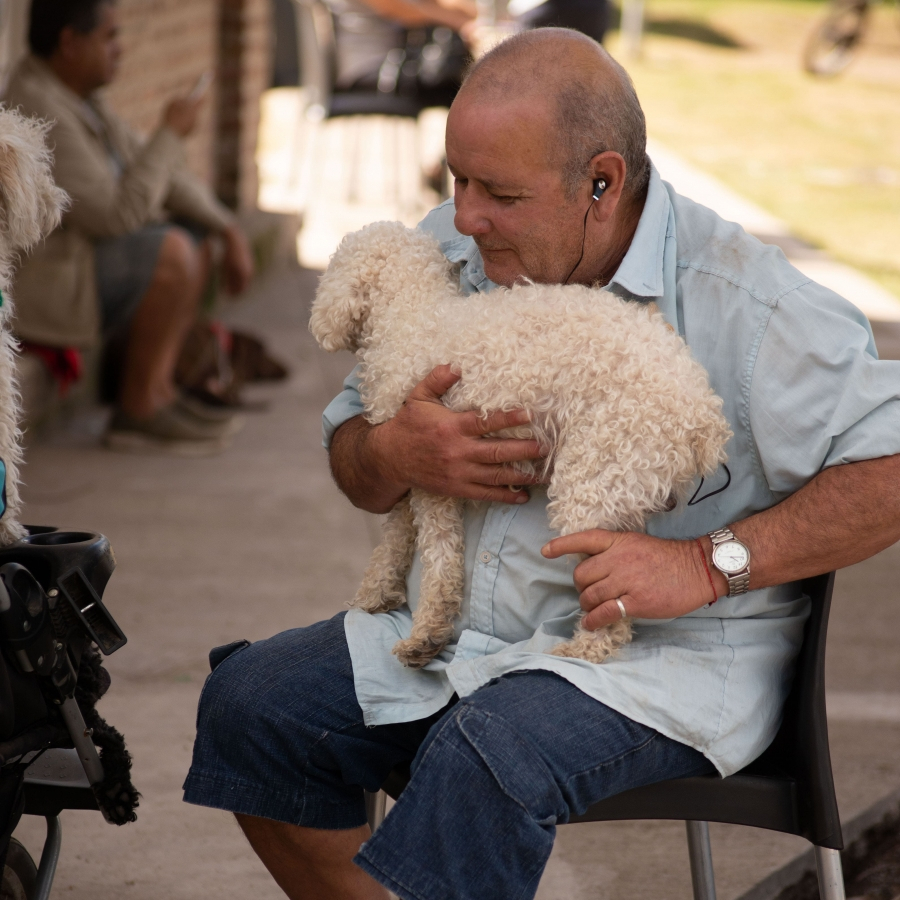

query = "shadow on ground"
[608, 6, 746, 48]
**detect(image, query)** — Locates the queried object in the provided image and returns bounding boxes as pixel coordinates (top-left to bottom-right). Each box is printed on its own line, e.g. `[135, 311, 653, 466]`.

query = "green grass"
[609, 0, 900, 294]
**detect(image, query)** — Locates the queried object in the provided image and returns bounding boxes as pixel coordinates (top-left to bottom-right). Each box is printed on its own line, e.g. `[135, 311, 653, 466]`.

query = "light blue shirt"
[322, 166, 900, 776]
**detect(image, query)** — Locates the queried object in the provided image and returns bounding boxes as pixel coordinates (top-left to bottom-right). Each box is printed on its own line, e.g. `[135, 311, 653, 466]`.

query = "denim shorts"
[94, 224, 170, 333]
[183, 613, 714, 900]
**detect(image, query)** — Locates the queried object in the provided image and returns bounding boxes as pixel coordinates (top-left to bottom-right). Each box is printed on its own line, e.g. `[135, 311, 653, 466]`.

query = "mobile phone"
[188, 71, 213, 101]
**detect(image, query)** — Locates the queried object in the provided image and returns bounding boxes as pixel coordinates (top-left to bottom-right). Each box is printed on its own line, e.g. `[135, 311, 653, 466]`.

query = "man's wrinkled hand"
[541, 530, 718, 629]
[374, 364, 546, 504]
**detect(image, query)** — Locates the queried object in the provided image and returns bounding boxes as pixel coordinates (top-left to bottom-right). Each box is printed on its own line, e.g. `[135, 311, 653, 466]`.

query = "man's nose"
[453, 189, 491, 237]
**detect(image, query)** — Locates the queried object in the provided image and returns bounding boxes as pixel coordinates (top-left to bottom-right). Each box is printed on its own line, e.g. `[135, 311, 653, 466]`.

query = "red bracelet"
[695, 539, 718, 605]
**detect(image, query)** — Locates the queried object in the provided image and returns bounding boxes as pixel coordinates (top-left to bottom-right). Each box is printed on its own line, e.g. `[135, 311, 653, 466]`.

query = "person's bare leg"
[119, 229, 211, 419]
[236, 814, 390, 900]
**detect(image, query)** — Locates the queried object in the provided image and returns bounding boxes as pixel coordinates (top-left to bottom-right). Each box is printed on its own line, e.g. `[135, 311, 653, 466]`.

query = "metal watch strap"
[708, 527, 751, 597]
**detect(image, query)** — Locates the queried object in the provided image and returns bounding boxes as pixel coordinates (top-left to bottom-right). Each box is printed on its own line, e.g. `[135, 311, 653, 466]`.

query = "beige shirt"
[4, 55, 234, 347]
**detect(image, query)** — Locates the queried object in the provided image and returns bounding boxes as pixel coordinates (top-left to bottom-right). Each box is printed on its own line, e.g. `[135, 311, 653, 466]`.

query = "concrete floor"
[10, 262, 900, 899]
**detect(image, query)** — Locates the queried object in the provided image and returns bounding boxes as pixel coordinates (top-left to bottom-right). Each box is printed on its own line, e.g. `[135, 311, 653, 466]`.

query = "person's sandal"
[175, 393, 246, 436]
[104, 403, 233, 456]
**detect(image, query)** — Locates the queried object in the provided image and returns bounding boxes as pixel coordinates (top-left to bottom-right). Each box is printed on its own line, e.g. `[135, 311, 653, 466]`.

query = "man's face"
[446, 95, 588, 288]
[62, 3, 122, 91]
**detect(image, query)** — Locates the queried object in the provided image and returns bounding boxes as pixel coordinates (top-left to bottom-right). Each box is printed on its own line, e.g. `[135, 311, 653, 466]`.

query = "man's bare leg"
[119, 228, 210, 420]
[236, 814, 390, 900]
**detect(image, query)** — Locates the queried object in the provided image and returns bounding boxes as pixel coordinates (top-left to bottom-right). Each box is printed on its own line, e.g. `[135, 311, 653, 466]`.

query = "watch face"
[713, 540, 750, 574]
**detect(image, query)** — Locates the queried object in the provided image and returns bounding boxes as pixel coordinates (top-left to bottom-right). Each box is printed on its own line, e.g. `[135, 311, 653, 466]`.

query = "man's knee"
[152, 226, 199, 291]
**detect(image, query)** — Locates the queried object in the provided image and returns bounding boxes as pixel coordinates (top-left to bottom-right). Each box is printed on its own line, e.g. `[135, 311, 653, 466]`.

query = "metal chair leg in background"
[32, 815, 61, 900]
[686, 820, 717, 900]
[365, 789, 387, 832]
[815, 847, 846, 900]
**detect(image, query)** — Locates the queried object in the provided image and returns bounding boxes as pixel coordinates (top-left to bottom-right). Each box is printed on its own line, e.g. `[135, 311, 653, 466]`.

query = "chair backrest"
[753, 571, 841, 848]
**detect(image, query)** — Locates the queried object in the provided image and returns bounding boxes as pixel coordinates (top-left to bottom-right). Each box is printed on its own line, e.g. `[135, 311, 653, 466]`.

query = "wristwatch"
[707, 527, 751, 596]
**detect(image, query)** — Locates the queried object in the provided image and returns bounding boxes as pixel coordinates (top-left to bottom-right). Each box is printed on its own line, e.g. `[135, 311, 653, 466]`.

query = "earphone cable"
[564, 201, 593, 285]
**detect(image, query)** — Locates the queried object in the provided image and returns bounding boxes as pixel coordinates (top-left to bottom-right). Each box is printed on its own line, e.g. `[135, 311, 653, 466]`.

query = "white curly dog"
[0, 107, 68, 544]
[311, 221, 731, 668]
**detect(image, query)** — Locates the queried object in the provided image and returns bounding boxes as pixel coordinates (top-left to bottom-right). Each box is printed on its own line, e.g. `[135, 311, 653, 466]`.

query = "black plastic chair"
[366, 572, 846, 900]
[292, 0, 431, 121]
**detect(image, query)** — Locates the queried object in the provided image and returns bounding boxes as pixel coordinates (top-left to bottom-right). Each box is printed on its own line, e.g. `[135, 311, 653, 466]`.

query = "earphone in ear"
[592, 178, 608, 201]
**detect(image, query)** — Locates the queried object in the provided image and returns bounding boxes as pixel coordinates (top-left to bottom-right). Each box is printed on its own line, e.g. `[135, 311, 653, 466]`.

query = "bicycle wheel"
[803, 0, 869, 76]
[1, 839, 37, 900]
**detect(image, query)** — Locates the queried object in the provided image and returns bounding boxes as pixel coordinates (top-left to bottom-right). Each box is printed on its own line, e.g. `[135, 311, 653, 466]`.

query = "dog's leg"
[550, 617, 633, 664]
[392, 491, 465, 668]
[351, 496, 416, 613]
[544, 433, 640, 663]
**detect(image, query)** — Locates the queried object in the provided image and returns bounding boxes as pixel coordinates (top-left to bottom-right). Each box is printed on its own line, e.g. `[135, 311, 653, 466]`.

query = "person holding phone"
[5, 0, 255, 453]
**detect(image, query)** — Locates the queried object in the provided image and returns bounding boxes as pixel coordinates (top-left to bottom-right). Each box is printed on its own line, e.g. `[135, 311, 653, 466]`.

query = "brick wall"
[215, 0, 272, 210]
[105, 0, 220, 188]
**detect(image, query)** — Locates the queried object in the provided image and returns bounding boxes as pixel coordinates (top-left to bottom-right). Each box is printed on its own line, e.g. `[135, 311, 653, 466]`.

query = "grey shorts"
[94, 224, 170, 334]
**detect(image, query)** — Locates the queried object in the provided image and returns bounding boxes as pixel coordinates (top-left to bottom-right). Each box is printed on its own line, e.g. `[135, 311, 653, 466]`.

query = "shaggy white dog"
[0, 108, 69, 544]
[311, 221, 731, 668]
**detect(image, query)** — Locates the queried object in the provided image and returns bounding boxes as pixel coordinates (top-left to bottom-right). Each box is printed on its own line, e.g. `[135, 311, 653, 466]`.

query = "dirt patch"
[774, 810, 900, 900]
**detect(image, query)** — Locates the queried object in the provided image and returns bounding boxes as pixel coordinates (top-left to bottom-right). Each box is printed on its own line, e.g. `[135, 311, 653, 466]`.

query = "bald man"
[184, 30, 900, 900]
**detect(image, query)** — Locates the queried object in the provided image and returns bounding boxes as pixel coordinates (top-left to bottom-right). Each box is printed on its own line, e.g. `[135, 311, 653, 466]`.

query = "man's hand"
[542, 531, 717, 630]
[329, 365, 546, 513]
[162, 94, 204, 138]
[221, 224, 255, 295]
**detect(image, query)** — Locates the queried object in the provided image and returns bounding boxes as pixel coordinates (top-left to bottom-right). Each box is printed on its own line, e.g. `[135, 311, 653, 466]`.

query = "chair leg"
[685, 820, 717, 900]
[815, 847, 846, 900]
[365, 789, 387, 832]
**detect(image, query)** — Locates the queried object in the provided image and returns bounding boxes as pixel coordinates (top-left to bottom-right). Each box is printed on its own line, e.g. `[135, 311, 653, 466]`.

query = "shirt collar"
[607, 163, 670, 299]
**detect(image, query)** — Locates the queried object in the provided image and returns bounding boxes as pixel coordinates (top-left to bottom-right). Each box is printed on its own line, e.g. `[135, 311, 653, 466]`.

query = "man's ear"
[588, 151, 629, 221]
[55, 26, 81, 63]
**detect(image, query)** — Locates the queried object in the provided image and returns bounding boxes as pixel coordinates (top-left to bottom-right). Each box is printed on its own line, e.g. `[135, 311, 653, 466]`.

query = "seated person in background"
[327, 0, 476, 109]
[6, 0, 254, 452]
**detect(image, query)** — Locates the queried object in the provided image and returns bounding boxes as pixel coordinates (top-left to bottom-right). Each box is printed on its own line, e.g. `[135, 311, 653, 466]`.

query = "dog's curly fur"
[311, 221, 731, 668]
[0, 108, 69, 544]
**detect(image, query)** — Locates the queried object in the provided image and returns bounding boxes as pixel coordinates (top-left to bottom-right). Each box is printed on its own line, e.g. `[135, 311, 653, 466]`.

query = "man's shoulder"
[419, 199, 463, 245]
[5, 56, 71, 119]
[418, 198, 455, 233]
[668, 187, 810, 308]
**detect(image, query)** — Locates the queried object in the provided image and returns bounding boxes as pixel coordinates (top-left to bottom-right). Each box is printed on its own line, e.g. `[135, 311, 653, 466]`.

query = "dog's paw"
[392, 636, 445, 668]
[549, 620, 633, 664]
[351, 584, 407, 613]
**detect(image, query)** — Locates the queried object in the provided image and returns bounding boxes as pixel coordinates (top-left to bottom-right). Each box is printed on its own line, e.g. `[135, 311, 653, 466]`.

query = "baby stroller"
[0, 527, 136, 900]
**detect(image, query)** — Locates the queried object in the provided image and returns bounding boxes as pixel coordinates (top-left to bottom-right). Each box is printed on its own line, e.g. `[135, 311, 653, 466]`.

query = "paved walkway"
[8, 254, 899, 899]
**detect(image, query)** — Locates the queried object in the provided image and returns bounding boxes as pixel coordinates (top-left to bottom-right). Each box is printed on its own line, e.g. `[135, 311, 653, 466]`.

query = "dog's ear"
[310, 220, 453, 353]
[309, 221, 407, 352]
[309, 231, 377, 353]
[0, 110, 68, 258]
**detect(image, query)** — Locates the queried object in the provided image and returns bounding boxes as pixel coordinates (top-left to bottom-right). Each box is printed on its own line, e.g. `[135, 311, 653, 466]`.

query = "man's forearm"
[329, 416, 410, 514]
[709, 453, 900, 594]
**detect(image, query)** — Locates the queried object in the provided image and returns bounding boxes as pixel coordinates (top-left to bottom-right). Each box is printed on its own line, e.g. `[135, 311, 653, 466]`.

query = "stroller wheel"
[1, 839, 37, 900]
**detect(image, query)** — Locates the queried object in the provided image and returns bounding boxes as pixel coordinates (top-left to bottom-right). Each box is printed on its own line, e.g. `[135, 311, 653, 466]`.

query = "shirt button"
[479, 551, 492, 564]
